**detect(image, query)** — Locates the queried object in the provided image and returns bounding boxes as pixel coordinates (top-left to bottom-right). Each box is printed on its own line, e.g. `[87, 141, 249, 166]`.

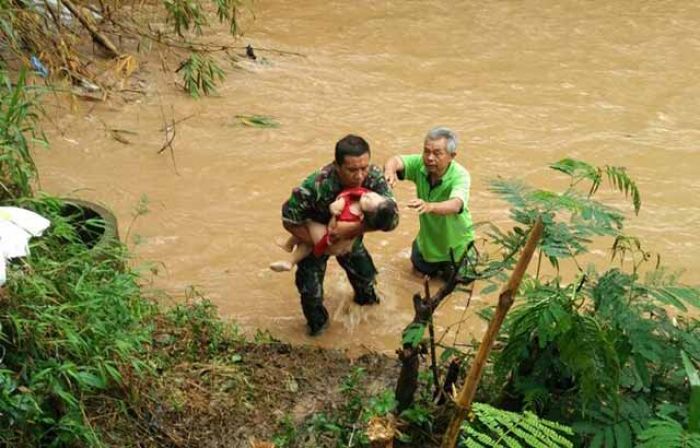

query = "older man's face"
[336, 153, 370, 188]
[422, 137, 454, 178]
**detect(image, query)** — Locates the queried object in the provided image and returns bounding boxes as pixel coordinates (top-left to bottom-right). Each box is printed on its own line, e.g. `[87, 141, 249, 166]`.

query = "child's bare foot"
[270, 261, 293, 272]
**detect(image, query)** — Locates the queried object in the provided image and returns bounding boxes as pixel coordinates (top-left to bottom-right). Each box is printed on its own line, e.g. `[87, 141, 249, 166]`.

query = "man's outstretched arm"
[383, 156, 405, 188]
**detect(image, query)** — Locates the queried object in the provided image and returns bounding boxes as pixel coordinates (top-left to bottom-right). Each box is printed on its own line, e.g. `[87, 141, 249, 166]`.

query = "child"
[270, 188, 397, 272]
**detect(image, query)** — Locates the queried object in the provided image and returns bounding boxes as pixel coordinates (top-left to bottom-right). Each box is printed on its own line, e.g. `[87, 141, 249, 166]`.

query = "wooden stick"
[425, 277, 441, 399]
[395, 252, 475, 411]
[61, 0, 121, 58]
[441, 218, 543, 448]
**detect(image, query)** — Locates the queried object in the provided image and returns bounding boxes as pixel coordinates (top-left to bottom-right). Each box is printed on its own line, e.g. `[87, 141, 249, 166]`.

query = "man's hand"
[383, 156, 404, 188]
[407, 199, 433, 214]
[384, 170, 398, 188]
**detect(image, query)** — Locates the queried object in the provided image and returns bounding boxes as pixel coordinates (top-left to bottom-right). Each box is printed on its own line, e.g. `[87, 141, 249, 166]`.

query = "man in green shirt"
[384, 127, 475, 278]
[282, 135, 399, 336]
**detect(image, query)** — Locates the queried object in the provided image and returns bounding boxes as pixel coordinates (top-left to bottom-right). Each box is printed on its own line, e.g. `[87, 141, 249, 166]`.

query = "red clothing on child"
[313, 187, 369, 256]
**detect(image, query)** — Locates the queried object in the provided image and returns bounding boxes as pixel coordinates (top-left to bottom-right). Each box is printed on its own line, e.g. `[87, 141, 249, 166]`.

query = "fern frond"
[550, 158, 601, 191]
[549, 158, 641, 214]
[642, 285, 700, 312]
[490, 179, 530, 210]
[605, 166, 641, 215]
[637, 416, 700, 447]
[460, 403, 574, 448]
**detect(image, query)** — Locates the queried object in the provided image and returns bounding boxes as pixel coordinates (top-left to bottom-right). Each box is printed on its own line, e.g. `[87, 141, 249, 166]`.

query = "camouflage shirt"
[282, 163, 398, 230]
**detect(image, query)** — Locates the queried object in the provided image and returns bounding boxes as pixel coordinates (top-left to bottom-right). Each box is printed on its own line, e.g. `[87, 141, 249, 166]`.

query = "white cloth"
[0, 207, 51, 285]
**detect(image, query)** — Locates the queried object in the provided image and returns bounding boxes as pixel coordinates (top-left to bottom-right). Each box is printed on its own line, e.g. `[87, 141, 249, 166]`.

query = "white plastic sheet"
[0, 207, 51, 285]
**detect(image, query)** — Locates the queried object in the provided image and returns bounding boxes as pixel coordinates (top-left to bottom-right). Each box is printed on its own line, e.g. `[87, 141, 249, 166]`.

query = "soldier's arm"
[282, 173, 320, 244]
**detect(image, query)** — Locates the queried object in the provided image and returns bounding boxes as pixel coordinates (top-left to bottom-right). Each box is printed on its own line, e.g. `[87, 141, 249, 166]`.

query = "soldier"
[281, 135, 398, 336]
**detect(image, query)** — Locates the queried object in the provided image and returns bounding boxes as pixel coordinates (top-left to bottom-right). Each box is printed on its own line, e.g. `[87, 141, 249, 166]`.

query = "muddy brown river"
[35, 0, 700, 355]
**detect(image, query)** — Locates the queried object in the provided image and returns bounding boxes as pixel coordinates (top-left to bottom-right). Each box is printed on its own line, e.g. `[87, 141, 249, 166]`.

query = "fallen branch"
[395, 247, 476, 412]
[157, 103, 180, 175]
[60, 0, 121, 58]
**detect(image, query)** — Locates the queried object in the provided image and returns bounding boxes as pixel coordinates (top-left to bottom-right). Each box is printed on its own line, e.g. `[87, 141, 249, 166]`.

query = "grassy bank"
[0, 194, 405, 447]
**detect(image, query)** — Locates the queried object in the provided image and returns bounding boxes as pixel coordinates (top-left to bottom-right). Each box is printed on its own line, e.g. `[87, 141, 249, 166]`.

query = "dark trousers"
[410, 240, 455, 280]
[295, 239, 378, 331]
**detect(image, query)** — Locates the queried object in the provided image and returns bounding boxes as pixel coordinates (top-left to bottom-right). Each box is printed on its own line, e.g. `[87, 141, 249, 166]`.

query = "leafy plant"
[637, 417, 700, 447]
[550, 158, 641, 215]
[177, 52, 225, 97]
[235, 114, 280, 128]
[0, 196, 156, 446]
[163, 0, 207, 37]
[460, 403, 574, 447]
[212, 0, 243, 35]
[0, 68, 45, 201]
[473, 159, 700, 447]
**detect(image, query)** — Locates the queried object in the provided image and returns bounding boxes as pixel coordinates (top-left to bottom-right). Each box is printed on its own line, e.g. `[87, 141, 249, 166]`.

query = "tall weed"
[0, 68, 45, 201]
[0, 197, 156, 446]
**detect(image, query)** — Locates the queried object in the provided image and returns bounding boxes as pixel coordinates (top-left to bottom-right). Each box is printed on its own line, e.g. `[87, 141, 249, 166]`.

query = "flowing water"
[35, 0, 700, 355]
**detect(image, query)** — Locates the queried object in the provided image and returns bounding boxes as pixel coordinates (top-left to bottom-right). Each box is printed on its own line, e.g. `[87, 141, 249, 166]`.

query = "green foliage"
[472, 159, 700, 447]
[495, 278, 620, 412]
[163, 0, 207, 37]
[235, 114, 280, 128]
[401, 322, 426, 348]
[177, 52, 225, 97]
[212, 0, 243, 35]
[549, 158, 641, 214]
[0, 68, 45, 201]
[162, 0, 243, 37]
[273, 368, 397, 447]
[637, 417, 700, 447]
[683, 351, 700, 432]
[572, 396, 653, 448]
[0, 196, 156, 446]
[161, 289, 242, 362]
[489, 179, 624, 269]
[459, 403, 574, 447]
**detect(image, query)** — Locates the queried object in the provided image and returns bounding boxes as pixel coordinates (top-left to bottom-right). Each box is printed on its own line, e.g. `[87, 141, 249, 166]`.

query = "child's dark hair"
[364, 199, 398, 232]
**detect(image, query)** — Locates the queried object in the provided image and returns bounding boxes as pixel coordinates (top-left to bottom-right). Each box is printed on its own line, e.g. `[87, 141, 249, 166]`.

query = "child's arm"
[329, 197, 345, 217]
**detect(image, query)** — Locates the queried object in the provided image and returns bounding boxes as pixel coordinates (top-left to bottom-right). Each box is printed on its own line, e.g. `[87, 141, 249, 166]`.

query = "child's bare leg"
[270, 221, 330, 272]
[289, 242, 312, 265]
[307, 221, 330, 245]
[277, 235, 299, 253]
[270, 241, 313, 272]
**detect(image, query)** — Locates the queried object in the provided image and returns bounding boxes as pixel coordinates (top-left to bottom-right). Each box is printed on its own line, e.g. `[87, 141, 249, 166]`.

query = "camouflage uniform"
[282, 163, 398, 333]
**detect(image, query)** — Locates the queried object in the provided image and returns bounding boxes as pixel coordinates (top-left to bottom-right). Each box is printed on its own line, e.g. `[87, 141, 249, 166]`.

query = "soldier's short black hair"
[335, 135, 370, 165]
[364, 199, 398, 232]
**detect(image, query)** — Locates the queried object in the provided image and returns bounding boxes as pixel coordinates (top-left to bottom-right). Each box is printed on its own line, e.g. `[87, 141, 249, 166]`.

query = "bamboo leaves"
[177, 52, 225, 97]
[0, 69, 44, 201]
[163, 0, 207, 37]
[235, 114, 280, 128]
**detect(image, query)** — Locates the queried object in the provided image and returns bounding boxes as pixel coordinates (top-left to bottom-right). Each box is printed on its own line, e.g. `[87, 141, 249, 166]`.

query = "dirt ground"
[90, 329, 408, 448]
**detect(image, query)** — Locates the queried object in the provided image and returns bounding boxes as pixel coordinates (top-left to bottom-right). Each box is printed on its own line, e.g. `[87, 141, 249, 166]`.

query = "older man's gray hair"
[425, 127, 459, 154]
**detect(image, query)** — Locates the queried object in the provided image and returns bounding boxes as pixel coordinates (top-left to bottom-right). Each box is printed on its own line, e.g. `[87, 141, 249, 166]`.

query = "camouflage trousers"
[295, 239, 378, 333]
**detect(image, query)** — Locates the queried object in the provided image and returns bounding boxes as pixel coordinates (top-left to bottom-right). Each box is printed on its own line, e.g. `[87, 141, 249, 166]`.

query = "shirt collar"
[420, 160, 453, 187]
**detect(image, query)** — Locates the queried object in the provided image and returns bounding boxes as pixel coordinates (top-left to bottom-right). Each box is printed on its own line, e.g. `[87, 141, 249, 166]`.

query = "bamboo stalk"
[441, 218, 544, 448]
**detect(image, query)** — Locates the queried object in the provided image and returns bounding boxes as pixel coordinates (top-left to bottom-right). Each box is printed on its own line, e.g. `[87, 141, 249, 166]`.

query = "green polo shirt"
[401, 154, 475, 263]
